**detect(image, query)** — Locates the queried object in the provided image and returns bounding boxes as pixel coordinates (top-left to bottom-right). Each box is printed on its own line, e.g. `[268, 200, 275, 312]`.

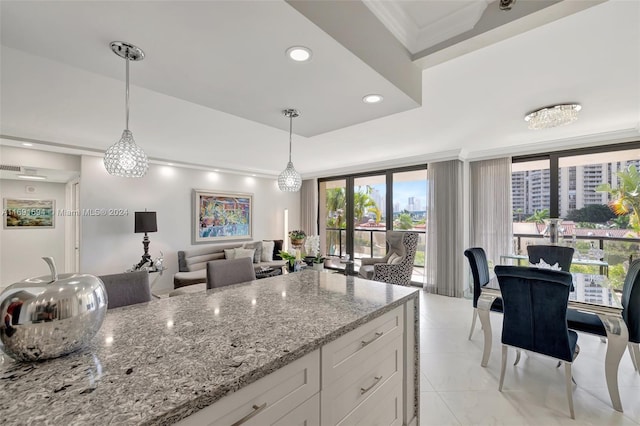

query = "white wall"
[79, 155, 300, 293]
[0, 179, 67, 285]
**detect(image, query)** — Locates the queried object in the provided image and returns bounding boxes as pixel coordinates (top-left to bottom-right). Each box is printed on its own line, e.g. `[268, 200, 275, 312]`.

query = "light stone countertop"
[0, 270, 419, 425]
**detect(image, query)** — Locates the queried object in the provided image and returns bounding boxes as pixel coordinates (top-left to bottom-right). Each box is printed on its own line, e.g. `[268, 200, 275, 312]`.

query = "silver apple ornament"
[0, 257, 107, 362]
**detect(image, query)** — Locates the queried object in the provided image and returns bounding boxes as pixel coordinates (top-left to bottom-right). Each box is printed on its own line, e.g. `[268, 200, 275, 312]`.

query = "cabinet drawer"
[273, 393, 320, 426]
[322, 306, 403, 387]
[336, 378, 402, 426]
[321, 336, 403, 425]
[176, 350, 320, 426]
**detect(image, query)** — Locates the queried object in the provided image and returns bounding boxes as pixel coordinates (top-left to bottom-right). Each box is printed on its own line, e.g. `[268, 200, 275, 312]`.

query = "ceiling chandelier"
[278, 109, 302, 192]
[524, 104, 582, 130]
[104, 41, 149, 178]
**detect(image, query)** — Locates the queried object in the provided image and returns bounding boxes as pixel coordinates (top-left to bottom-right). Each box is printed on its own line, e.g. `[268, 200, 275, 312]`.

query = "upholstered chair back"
[98, 271, 151, 309]
[527, 245, 575, 271]
[206, 257, 256, 290]
[464, 247, 490, 308]
[622, 259, 640, 344]
[495, 265, 576, 362]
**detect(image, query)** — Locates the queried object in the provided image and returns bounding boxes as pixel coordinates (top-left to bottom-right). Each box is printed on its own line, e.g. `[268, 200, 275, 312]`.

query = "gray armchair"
[358, 231, 419, 286]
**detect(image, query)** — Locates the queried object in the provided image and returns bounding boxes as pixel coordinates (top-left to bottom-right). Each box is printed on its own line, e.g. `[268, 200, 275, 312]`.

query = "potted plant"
[278, 250, 297, 272]
[289, 230, 306, 247]
[312, 254, 326, 271]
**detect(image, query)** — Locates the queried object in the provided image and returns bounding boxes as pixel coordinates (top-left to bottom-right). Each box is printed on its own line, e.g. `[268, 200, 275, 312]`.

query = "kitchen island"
[0, 270, 419, 425]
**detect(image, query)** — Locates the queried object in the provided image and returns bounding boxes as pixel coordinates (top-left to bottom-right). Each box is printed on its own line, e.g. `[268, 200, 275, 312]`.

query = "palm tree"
[525, 209, 550, 224]
[326, 187, 346, 228]
[597, 164, 640, 234]
[353, 186, 379, 224]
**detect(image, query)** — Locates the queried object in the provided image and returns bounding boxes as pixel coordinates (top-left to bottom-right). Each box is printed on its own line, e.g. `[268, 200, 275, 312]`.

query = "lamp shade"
[134, 211, 157, 233]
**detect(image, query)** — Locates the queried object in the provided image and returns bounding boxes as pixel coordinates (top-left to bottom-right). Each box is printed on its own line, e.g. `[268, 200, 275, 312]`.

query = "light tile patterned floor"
[418, 291, 640, 425]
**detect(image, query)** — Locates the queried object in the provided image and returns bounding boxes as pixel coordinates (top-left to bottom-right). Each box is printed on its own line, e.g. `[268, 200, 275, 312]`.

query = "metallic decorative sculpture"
[0, 257, 107, 362]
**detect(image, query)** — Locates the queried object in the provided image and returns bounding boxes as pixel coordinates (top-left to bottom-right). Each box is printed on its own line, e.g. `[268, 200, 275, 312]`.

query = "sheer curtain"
[300, 179, 318, 237]
[425, 160, 464, 297]
[469, 158, 513, 269]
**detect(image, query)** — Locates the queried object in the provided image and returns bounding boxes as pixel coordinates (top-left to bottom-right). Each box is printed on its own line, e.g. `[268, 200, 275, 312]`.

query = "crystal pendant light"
[278, 109, 302, 192]
[104, 41, 149, 178]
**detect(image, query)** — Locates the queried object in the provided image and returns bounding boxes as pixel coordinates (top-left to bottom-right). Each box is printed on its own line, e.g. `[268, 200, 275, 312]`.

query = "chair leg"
[514, 349, 521, 366]
[564, 362, 575, 419]
[629, 343, 639, 373]
[468, 308, 478, 340]
[499, 345, 508, 391]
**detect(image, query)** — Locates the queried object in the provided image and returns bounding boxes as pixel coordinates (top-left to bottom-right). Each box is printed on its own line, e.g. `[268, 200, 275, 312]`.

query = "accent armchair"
[495, 265, 579, 419]
[358, 231, 419, 286]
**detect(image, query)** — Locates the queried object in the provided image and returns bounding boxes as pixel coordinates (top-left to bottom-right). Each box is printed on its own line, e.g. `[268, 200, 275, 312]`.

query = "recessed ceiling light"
[286, 46, 312, 62]
[21, 142, 33, 147]
[167, 163, 174, 166]
[363, 94, 383, 104]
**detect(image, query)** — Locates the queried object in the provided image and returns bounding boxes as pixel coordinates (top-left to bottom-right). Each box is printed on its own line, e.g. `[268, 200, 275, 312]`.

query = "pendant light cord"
[288, 113, 293, 162]
[125, 55, 130, 131]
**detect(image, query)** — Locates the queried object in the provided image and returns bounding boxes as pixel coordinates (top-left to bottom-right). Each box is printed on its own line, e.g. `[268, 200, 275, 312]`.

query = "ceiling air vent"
[0, 165, 21, 172]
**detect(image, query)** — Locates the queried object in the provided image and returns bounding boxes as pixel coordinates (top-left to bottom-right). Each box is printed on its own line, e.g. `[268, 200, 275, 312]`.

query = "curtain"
[300, 179, 318, 237]
[470, 158, 513, 270]
[425, 160, 464, 297]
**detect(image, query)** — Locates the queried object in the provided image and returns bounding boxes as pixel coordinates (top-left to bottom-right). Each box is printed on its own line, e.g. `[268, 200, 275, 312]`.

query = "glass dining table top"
[485, 271, 622, 309]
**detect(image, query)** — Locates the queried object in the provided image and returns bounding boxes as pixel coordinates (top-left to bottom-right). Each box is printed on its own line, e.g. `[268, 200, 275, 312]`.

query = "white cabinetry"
[177, 301, 417, 426]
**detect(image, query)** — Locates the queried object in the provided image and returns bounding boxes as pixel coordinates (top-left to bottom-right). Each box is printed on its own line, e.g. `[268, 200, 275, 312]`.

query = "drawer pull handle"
[230, 402, 267, 426]
[360, 376, 383, 395]
[361, 332, 383, 347]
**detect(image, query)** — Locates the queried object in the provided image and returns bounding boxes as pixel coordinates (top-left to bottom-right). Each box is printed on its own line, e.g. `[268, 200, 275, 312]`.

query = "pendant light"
[278, 109, 302, 192]
[104, 41, 148, 178]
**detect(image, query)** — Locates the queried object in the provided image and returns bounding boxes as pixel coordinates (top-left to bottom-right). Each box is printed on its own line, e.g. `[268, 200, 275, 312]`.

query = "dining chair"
[358, 231, 419, 286]
[495, 265, 579, 419]
[206, 257, 256, 289]
[98, 270, 151, 309]
[464, 247, 503, 340]
[567, 259, 640, 373]
[527, 245, 575, 271]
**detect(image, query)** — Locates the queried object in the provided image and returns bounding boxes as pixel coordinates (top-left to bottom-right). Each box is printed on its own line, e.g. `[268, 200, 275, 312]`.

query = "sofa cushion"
[234, 248, 255, 261]
[224, 248, 236, 260]
[243, 241, 262, 263]
[261, 241, 275, 262]
[179, 242, 242, 272]
[272, 239, 284, 260]
[174, 260, 287, 289]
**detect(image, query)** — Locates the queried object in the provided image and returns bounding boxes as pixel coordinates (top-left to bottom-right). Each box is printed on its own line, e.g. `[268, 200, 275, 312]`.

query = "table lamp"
[134, 211, 157, 269]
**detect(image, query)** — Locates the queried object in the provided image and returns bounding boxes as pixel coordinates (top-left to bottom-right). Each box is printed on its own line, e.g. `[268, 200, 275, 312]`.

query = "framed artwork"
[4, 198, 55, 228]
[194, 190, 252, 243]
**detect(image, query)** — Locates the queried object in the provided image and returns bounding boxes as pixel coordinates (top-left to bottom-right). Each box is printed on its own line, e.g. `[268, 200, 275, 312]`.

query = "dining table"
[477, 270, 628, 412]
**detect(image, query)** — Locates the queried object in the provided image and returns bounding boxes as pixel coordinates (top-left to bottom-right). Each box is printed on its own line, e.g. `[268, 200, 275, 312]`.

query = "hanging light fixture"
[278, 109, 302, 192]
[104, 41, 148, 178]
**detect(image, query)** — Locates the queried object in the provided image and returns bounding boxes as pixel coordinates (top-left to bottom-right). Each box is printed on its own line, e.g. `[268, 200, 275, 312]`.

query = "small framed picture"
[4, 198, 55, 228]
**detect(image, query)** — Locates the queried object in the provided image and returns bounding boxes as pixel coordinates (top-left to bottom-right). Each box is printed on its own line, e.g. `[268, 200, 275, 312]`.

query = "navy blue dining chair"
[527, 245, 575, 271]
[464, 247, 502, 340]
[567, 259, 640, 373]
[495, 265, 579, 419]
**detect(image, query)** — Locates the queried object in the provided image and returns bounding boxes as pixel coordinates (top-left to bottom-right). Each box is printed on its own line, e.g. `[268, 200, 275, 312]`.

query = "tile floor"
[418, 290, 640, 425]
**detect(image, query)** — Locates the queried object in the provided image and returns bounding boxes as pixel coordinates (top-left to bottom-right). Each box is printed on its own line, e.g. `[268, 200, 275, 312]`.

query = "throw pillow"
[261, 241, 275, 262]
[243, 241, 262, 264]
[234, 248, 255, 261]
[224, 248, 236, 260]
[387, 253, 401, 264]
[272, 239, 284, 260]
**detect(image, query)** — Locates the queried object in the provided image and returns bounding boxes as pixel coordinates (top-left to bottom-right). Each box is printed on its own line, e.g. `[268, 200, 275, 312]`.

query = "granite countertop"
[0, 270, 419, 425]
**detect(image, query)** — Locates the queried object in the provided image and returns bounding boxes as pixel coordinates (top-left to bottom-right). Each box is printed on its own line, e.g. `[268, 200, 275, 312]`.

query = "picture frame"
[193, 190, 252, 243]
[4, 198, 55, 228]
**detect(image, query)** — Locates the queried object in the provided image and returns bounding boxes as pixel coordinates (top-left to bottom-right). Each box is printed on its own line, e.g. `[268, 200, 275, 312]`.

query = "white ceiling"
[1, 0, 638, 180]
